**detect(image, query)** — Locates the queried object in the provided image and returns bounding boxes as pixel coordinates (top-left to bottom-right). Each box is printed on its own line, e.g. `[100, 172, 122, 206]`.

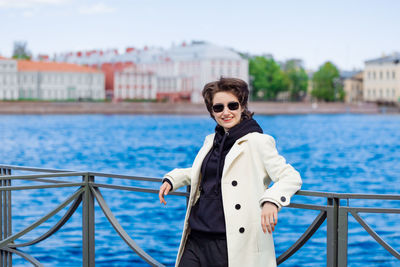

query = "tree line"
[249, 56, 345, 102]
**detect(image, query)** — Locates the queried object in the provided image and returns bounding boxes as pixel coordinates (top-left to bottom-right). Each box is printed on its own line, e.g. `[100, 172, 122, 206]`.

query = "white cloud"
[0, 0, 68, 9]
[22, 10, 35, 17]
[78, 3, 116, 15]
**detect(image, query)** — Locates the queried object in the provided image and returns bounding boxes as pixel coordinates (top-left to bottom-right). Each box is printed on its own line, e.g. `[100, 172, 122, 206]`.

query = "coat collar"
[202, 133, 252, 179]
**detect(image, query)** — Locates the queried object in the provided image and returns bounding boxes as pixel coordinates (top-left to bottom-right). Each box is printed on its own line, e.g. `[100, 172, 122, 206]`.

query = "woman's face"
[212, 91, 244, 131]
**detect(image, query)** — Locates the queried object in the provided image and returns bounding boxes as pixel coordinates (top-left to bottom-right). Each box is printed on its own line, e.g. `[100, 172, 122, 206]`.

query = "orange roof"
[18, 60, 100, 73]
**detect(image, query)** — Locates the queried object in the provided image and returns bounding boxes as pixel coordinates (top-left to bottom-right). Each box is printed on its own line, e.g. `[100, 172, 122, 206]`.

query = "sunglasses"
[212, 101, 240, 113]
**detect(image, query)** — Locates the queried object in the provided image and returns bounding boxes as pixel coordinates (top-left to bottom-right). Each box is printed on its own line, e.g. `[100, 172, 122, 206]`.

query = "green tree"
[283, 60, 308, 101]
[311, 61, 344, 101]
[249, 56, 288, 100]
[12, 41, 31, 60]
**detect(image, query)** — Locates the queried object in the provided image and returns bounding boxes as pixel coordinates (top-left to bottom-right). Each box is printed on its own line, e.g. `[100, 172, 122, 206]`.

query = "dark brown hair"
[202, 77, 253, 120]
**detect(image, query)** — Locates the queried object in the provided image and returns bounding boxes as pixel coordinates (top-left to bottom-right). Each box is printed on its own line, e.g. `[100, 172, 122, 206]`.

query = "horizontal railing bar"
[0, 183, 85, 191]
[0, 165, 163, 183]
[296, 190, 339, 198]
[2, 164, 396, 199]
[0, 172, 88, 180]
[288, 203, 327, 211]
[297, 190, 400, 200]
[92, 183, 189, 197]
[34, 178, 73, 184]
[0, 164, 75, 173]
[333, 193, 400, 200]
[344, 206, 400, 214]
[90, 172, 163, 182]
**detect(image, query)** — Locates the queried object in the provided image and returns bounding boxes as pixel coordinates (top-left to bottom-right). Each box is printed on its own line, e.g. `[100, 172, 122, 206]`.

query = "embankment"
[0, 101, 392, 115]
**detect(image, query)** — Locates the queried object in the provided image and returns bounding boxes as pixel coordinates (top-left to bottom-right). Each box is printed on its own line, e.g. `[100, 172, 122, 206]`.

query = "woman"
[159, 77, 302, 267]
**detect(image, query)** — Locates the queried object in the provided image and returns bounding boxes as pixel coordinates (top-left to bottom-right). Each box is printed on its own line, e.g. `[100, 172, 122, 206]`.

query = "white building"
[0, 57, 18, 100]
[55, 41, 249, 103]
[138, 41, 249, 102]
[17, 60, 105, 100]
[114, 66, 157, 100]
[364, 53, 400, 103]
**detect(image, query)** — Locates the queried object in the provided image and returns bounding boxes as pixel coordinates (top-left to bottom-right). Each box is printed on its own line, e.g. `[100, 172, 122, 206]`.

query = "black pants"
[179, 230, 228, 267]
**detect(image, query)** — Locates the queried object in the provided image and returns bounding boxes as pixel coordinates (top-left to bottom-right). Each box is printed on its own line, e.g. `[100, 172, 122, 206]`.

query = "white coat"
[164, 132, 302, 267]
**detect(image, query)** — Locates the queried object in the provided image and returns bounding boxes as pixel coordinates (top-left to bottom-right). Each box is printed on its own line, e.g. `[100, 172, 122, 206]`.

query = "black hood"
[214, 118, 263, 150]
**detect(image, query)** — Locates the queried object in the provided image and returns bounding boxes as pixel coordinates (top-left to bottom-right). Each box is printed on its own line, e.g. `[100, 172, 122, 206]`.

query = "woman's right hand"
[159, 182, 172, 205]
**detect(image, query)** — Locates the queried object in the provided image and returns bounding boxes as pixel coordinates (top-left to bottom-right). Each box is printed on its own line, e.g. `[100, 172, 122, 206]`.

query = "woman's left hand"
[261, 202, 278, 234]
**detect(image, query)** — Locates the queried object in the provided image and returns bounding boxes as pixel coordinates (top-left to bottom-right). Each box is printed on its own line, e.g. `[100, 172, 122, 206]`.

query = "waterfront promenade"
[0, 101, 389, 115]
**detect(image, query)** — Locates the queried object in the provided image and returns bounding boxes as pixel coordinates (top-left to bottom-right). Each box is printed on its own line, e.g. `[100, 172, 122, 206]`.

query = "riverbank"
[0, 101, 395, 115]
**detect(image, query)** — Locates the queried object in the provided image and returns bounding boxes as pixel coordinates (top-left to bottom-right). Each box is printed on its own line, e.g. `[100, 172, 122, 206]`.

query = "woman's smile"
[212, 92, 243, 131]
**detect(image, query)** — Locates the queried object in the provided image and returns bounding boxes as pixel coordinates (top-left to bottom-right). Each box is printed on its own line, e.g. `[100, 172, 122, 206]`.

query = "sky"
[1, 0, 399, 70]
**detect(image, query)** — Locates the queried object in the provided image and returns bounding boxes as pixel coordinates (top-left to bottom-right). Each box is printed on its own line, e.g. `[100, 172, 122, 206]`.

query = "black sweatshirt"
[188, 118, 263, 233]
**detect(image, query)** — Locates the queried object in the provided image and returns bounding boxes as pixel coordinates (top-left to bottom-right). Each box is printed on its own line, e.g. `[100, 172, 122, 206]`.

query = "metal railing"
[278, 191, 400, 266]
[0, 164, 399, 267]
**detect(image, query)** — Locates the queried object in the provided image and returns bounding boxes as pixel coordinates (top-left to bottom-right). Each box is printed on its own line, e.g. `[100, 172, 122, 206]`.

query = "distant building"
[364, 53, 400, 103]
[114, 65, 157, 100]
[0, 56, 18, 100]
[138, 41, 248, 102]
[55, 41, 248, 103]
[18, 60, 105, 100]
[0, 57, 105, 100]
[342, 71, 363, 103]
[101, 62, 135, 99]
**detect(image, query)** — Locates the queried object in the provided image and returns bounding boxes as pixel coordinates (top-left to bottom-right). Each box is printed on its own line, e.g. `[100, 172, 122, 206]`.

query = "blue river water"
[0, 114, 399, 266]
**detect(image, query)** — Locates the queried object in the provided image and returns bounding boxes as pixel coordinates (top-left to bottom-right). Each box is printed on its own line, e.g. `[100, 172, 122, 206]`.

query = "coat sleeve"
[256, 134, 302, 210]
[163, 167, 192, 192]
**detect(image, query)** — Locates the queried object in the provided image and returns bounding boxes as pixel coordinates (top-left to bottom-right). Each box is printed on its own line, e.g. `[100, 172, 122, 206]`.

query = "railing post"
[337, 205, 348, 267]
[82, 174, 95, 267]
[327, 197, 339, 267]
[0, 168, 12, 267]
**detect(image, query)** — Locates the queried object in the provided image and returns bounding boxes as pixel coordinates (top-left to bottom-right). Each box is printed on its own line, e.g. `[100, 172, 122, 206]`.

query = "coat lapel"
[222, 135, 248, 178]
[190, 134, 214, 186]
